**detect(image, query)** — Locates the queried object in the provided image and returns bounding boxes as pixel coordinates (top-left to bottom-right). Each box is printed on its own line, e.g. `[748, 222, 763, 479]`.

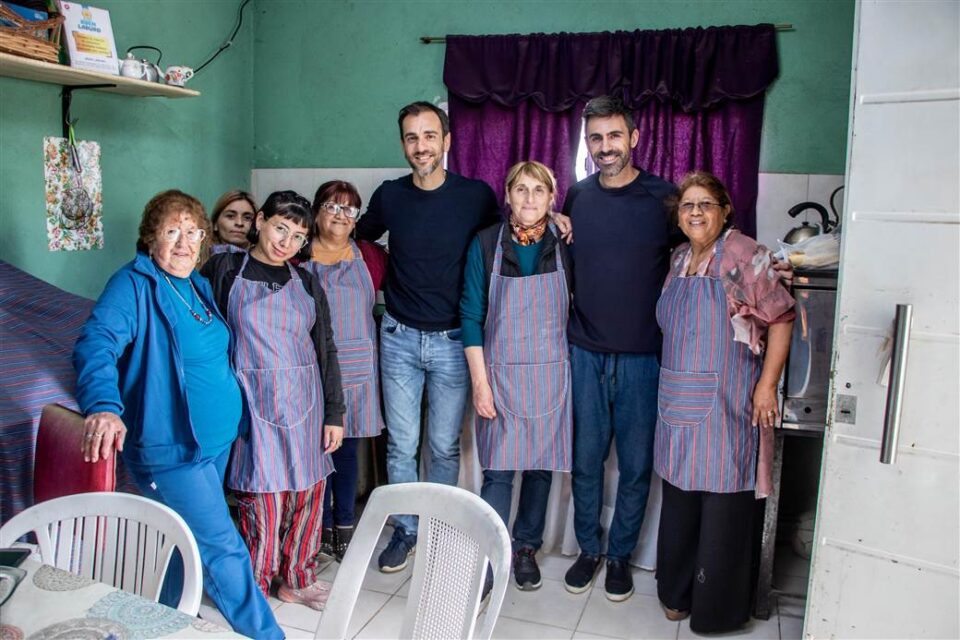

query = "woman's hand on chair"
[82, 412, 127, 463]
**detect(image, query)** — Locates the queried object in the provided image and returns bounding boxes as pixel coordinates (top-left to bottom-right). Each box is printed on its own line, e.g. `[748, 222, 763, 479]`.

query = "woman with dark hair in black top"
[201, 190, 345, 610]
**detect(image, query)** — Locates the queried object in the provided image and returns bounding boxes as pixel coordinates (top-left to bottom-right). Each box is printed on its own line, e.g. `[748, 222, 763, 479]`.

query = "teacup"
[164, 66, 194, 87]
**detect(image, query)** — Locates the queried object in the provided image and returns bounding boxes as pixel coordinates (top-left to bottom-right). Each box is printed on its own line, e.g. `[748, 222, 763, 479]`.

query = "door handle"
[880, 304, 913, 464]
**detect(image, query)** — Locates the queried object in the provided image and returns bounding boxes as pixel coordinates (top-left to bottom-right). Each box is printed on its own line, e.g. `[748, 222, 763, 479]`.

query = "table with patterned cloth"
[0, 559, 246, 639]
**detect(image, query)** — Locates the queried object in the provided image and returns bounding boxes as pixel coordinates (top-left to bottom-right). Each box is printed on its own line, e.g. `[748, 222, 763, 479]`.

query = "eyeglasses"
[678, 201, 723, 215]
[265, 221, 309, 248]
[159, 228, 206, 244]
[320, 202, 361, 220]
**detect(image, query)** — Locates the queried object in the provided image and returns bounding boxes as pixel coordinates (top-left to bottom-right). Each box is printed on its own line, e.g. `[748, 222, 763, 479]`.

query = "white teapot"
[164, 66, 194, 87]
[119, 53, 144, 79]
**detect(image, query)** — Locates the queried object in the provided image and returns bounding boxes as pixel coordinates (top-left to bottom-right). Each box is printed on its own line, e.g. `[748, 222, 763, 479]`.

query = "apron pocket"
[337, 338, 375, 388]
[240, 364, 319, 429]
[658, 367, 719, 428]
[491, 361, 569, 419]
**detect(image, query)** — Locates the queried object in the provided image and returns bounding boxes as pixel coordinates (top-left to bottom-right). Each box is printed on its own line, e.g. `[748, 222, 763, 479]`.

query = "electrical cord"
[194, 0, 251, 75]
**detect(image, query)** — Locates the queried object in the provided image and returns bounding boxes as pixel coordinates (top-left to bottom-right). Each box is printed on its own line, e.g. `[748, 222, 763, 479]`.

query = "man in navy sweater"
[355, 101, 500, 572]
[562, 95, 679, 602]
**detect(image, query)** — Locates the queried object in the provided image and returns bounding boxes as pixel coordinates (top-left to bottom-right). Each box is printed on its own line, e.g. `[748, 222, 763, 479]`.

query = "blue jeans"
[129, 448, 282, 640]
[323, 437, 360, 528]
[379, 311, 470, 536]
[480, 469, 552, 550]
[570, 345, 659, 560]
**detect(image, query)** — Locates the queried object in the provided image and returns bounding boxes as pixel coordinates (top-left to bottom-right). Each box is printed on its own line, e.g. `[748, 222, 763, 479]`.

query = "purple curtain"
[444, 26, 777, 235]
[448, 97, 583, 209]
[444, 27, 779, 112]
[631, 96, 766, 238]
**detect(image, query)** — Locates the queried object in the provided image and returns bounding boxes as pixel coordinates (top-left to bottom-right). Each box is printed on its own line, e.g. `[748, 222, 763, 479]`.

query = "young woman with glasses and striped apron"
[203, 191, 345, 611]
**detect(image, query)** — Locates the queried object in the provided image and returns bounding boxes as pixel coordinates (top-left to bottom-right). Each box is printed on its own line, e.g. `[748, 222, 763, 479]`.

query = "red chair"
[33, 404, 115, 503]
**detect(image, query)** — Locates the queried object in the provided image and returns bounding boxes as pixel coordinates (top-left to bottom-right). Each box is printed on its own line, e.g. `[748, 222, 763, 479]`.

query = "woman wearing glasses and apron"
[460, 161, 573, 594]
[653, 172, 794, 632]
[202, 190, 345, 611]
[303, 180, 387, 562]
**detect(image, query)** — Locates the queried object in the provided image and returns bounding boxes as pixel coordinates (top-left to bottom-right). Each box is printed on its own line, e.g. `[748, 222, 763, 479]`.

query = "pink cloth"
[665, 229, 795, 355]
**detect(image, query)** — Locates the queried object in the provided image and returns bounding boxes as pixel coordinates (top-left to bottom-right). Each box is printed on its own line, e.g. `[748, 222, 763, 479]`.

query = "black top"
[563, 170, 682, 354]
[200, 251, 345, 426]
[355, 172, 500, 331]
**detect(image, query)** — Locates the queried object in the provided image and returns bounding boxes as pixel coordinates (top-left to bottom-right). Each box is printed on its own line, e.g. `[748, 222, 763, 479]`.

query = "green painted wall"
[0, 1, 254, 298]
[1, 0, 853, 297]
[253, 0, 855, 174]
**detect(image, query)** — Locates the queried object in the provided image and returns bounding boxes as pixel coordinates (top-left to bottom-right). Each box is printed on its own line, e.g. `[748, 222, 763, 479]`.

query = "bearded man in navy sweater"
[561, 95, 680, 602]
[355, 101, 500, 572]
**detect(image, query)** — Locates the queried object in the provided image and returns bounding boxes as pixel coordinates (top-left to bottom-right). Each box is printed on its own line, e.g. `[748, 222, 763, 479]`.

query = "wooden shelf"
[0, 51, 199, 98]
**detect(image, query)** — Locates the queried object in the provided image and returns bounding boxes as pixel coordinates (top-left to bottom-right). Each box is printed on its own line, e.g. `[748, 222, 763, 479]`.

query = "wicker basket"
[0, 4, 63, 64]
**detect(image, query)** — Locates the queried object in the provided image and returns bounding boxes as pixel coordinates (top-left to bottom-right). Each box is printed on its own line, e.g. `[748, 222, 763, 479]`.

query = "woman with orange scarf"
[460, 161, 573, 594]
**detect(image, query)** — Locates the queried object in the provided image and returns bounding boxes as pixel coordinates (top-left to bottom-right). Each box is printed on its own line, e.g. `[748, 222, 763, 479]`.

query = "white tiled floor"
[254, 531, 810, 640]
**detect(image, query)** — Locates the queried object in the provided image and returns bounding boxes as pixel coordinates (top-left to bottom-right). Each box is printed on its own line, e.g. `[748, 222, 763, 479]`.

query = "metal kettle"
[125, 46, 164, 83]
[784, 201, 832, 244]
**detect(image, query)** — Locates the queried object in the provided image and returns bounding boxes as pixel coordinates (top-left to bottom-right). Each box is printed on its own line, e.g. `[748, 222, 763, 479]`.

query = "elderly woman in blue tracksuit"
[73, 189, 282, 639]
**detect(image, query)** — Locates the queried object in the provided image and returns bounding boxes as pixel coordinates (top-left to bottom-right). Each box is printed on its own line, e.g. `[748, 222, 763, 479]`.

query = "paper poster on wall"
[43, 136, 103, 251]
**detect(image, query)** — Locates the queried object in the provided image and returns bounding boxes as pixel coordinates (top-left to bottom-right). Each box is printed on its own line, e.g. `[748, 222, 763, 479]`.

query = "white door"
[805, 1, 960, 638]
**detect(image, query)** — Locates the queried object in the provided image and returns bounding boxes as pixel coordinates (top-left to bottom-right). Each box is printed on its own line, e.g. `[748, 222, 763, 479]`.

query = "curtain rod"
[420, 24, 794, 43]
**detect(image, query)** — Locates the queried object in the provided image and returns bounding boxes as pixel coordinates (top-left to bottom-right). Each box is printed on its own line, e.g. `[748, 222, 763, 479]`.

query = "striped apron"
[476, 225, 572, 471]
[653, 236, 763, 493]
[226, 253, 333, 492]
[210, 243, 243, 255]
[303, 243, 384, 438]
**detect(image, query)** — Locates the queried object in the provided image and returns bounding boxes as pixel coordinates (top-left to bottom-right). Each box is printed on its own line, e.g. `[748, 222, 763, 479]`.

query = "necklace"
[162, 272, 213, 325]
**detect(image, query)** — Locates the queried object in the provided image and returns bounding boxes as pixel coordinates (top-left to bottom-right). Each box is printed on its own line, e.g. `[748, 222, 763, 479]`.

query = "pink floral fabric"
[665, 229, 795, 355]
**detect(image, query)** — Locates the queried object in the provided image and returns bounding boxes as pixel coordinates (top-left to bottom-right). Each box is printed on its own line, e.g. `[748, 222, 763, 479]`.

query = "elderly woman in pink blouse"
[654, 171, 795, 633]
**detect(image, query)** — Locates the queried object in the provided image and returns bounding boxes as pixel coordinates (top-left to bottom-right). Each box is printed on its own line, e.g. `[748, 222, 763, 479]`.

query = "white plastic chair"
[0, 492, 203, 615]
[316, 483, 512, 640]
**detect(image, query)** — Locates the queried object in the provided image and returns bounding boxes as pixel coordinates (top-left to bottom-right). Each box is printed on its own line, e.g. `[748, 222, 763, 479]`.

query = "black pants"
[656, 479, 756, 633]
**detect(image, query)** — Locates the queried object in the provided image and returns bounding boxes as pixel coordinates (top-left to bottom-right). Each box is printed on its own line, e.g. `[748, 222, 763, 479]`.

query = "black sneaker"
[317, 527, 335, 560]
[377, 528, 416, 573]
[604, 558, 634, 602]
[512, 547, 542, 591]
[563, 553, 601, 593]
[333, 525, 354, 562]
